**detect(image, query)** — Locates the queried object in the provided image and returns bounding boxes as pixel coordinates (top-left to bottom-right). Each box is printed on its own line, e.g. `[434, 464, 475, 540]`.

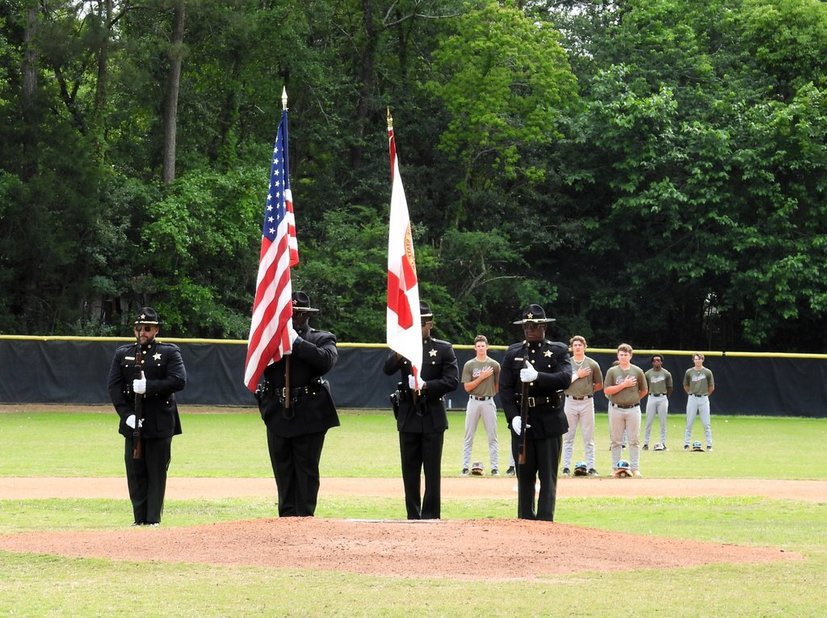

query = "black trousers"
[511, 433, 562, 521]
[267, 429, 326, 517]
[399, 430, 444, 519]
[124, 435, 172, 525]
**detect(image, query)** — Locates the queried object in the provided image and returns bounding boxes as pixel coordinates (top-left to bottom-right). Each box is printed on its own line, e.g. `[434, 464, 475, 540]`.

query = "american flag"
[244, 109, 299, 392]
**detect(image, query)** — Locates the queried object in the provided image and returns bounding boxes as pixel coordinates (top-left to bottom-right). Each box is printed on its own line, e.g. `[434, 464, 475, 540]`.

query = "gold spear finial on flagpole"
[282, 87, 288, 111]
[387, 107, 393, 130]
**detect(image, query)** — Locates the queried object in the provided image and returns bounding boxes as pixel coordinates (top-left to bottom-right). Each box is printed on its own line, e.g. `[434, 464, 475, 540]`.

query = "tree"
[427, 1, 578, 224]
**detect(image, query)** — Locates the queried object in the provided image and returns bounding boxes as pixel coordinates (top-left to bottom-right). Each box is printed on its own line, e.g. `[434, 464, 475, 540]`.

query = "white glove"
[520, 363, 538, 383]
[125, 415, 144, 429]
[132, 375, 147, 395]
[408, 374, 419, 390]
[512, 416, 522, 436]
[289, 325, 300, 344]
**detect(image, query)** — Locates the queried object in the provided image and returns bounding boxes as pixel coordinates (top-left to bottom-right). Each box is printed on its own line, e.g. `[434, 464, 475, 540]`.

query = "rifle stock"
[132, 338, 144, 460]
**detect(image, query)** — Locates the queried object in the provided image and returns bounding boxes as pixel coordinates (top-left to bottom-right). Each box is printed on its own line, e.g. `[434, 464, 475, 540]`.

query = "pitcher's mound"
[0, 518, 797, 580]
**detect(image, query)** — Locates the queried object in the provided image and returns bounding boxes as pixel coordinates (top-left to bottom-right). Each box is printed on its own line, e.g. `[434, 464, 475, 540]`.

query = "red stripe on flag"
[244, 108, 297, 392]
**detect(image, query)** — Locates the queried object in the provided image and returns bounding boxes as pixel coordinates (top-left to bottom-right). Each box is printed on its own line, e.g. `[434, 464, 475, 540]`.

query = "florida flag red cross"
[387, 116, 422, 385]
[244, 108, 299, 392]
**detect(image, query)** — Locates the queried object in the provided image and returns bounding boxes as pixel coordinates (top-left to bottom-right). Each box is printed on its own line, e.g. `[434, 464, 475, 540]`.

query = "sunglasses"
[134, 325, 155, 333]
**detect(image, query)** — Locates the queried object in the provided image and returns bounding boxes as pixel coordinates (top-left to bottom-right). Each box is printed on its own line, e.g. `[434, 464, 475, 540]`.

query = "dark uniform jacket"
[108, 340, 186, 439]
[383, 337, 459, 433]
[257, 326, 340, 438]
[499, 339, 572, 438]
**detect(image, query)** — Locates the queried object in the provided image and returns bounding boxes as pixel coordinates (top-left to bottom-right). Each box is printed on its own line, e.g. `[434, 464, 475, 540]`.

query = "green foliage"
[0, 0, 825, 352]
[427, 1, 578, 215]
[295, 206, 392, 342]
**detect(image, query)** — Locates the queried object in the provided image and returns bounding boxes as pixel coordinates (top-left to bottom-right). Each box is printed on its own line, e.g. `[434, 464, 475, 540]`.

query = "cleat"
[562, 467, 571, 476]
[490, 469, 499, 476]
[631, 470, 642, 478]
[642, 444, 649, 451]
[506, 466, 516, 476]
[461, 468, 469, 476]
[587, 468, 599, 477]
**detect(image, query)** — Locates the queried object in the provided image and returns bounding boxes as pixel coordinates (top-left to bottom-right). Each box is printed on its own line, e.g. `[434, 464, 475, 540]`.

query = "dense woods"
[1, 0, 825, 352]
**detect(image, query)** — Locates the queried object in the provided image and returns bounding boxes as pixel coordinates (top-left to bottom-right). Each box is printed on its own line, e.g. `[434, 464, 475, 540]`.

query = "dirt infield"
[1, 476, 813, 579]
[3, 475, 825, 501]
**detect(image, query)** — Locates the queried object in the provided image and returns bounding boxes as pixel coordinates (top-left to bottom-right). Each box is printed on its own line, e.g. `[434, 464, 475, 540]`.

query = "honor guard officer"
[256, 291, 340, 517]
[499, 304, 572, 521]
[384, 301, 459, 520]
[107, 307, 186, 526]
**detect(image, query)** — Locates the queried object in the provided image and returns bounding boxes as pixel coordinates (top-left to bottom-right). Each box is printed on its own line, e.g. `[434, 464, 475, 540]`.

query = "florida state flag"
[386, 112, 422, 386]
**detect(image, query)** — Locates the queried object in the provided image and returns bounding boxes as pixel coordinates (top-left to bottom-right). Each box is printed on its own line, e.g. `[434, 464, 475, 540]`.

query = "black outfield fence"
[0, 336, 825, 417]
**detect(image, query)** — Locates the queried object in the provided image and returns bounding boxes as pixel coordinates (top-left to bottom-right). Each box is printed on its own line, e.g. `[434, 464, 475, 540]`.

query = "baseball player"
[603, 343, 648, 477]
[561, 336, 603, 476]
[643, 354, 673, 450]
[461, 335, 501, 475]
[683, 352, 715, 451]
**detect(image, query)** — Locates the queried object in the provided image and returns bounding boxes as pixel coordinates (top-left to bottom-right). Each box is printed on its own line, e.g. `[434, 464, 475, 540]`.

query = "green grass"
[1, 497, 825, 616]
[1, 408, 825, 478]
[0, 408, 825, 616]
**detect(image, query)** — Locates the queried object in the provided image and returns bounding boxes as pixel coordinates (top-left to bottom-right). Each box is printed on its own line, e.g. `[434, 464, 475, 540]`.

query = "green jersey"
[684, 367, 714, 396]
[461, 357, 500, 398]
[564, 356, 603, 397]
[605, 364, 647, 406]
[644, 368, 672, 395]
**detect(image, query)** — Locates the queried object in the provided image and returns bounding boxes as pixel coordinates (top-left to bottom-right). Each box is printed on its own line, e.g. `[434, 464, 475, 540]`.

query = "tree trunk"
[162, 1, 186, 185]
[94, 0, 114, 114]
[350, 0, 378, 171]
[22, 4, 38, 112]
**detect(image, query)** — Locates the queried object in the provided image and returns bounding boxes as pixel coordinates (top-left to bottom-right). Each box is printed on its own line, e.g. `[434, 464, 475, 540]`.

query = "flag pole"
[282, 86, 292, 411]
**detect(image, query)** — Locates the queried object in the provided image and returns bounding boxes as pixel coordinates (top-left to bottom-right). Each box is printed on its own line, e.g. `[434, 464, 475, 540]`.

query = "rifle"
[518, 350, 530, 465]
[132, 337, 145, 460]
[518, 367, 530, 466]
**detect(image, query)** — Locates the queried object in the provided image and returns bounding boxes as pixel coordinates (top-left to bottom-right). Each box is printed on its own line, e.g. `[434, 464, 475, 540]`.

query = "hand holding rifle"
[517, 358, 536, 464]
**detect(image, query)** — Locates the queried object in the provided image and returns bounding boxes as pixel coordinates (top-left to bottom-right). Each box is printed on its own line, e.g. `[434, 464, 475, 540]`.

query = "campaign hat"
[292, 291, 320, 312]
[512, 304, 555, 325]
[134, 307, 162, 326]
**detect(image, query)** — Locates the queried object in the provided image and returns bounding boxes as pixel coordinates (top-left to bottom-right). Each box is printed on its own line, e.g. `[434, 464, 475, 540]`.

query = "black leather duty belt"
[566, 395, 592, 400]
[524, 395, 559, 408]
[280, 385, 320, 398]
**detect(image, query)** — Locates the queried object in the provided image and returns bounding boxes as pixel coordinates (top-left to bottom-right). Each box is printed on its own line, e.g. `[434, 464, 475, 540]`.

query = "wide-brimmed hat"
[512, 303, 555, 325]
[292, 291, 319, 312]
[134, 307, 162, 326]
[419, 300, 434, 319]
